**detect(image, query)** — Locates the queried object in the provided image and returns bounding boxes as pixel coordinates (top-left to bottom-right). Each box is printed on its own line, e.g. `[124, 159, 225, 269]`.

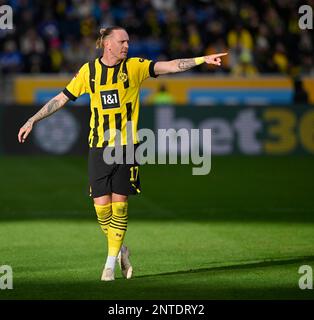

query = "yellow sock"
[94, 203, 112, 235]
[108, 201, 128, 257]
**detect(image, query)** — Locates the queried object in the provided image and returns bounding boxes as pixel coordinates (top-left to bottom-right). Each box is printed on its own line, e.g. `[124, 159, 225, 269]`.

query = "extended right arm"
[18, 92, 69, 143]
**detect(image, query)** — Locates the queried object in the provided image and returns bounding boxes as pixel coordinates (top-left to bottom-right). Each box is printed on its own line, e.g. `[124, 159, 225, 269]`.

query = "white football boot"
[101, 268, 115, 281]
[117, 246, 133, 279]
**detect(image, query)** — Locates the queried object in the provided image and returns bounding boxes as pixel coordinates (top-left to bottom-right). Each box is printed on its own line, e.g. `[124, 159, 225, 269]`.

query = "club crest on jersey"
[118, 71, 128, 82]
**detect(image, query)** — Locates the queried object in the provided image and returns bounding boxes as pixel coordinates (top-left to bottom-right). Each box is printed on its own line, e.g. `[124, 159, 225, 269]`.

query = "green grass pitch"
[0, 155, 313, 300]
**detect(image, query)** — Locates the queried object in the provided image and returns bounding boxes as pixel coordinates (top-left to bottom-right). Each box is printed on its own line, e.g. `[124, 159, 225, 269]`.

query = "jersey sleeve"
[63, 63, 88, 101]
[130, 58, 158, 84]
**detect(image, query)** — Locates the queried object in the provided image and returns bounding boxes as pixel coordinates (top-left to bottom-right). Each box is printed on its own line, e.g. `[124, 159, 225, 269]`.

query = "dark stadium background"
[0, 0, 313, 300]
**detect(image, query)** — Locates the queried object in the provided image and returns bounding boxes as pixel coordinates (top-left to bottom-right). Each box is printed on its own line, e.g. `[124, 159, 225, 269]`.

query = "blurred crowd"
[0, 0, 313, 76]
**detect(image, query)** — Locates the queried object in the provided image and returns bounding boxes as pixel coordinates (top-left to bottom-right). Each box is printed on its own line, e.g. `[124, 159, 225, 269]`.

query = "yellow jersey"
[63, 57, 157, 148]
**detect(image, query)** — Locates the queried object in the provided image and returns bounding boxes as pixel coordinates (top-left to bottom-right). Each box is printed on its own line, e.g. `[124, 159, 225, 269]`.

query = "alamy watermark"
[0, 5, 13, 30]
[298, 265, 313, 290]
[102, 124, 212, 175]
[299, 5, 313, 30]
[0, 265, 13, 290]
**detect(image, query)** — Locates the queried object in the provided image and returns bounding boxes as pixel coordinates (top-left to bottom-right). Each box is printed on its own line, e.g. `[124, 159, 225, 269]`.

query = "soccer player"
[18, 26, 227, 281]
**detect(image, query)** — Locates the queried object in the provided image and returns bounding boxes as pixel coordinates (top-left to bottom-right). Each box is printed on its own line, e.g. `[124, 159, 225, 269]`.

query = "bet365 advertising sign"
[149, 105, 314, 155]
[2, 104, 314, 155]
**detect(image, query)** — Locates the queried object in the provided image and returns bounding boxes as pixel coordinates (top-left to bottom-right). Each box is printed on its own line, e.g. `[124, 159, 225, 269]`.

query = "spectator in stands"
[187, 23, 202, 56]
[0, 0, 313, 77]
[299, 54, 314, 76]
[293, 78, 309, 104]
[227, 23, 255, 72]
[149, 83, 175, 106]
[0, 40, 22, 74]
[20, 28, 45, 73]
[227, 23, 254, 50]
[151, 0, 176, 11]
[273, 42, 289, 74]
[232, 49, 258, 77]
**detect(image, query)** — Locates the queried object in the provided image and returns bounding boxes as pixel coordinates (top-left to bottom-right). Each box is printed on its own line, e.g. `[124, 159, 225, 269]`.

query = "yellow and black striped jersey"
[63, 57, 157, 148]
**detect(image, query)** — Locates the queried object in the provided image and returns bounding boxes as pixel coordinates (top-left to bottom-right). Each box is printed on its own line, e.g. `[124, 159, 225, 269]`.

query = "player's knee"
[93, 194, 112, 206]
[112, 201, 128, 218]
[112, 193, 128, 203]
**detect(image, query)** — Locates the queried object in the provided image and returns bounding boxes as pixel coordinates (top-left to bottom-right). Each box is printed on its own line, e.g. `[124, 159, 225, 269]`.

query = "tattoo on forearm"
[177, 58, 196, 71]
[46, 99, 59, 113]
[30, 98, 63, 123]
[21, 94, 68, 132]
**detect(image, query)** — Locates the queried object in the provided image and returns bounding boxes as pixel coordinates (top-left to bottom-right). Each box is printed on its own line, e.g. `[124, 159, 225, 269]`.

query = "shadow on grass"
[1, 278, 313, 301]
[136, 255, 314, 279]
[1, 255, 314, 300]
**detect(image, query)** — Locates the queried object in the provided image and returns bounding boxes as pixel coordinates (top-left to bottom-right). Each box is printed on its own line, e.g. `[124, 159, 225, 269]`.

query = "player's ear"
[104, 39, 110, 50]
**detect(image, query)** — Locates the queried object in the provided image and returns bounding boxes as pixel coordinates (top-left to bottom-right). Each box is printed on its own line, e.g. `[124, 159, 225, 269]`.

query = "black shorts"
[88, 146, 141, 198]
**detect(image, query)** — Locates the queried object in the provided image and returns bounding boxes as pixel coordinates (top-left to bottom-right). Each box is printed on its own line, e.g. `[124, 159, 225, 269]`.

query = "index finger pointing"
[212, 53, 228, 57]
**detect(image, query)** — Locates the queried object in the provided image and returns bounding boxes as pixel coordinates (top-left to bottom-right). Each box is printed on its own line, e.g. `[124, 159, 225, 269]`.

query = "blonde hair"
[96, 26, 126, 49]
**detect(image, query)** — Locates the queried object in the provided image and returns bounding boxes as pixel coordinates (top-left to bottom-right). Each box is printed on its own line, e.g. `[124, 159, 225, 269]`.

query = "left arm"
[154, 53, 228, 75]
